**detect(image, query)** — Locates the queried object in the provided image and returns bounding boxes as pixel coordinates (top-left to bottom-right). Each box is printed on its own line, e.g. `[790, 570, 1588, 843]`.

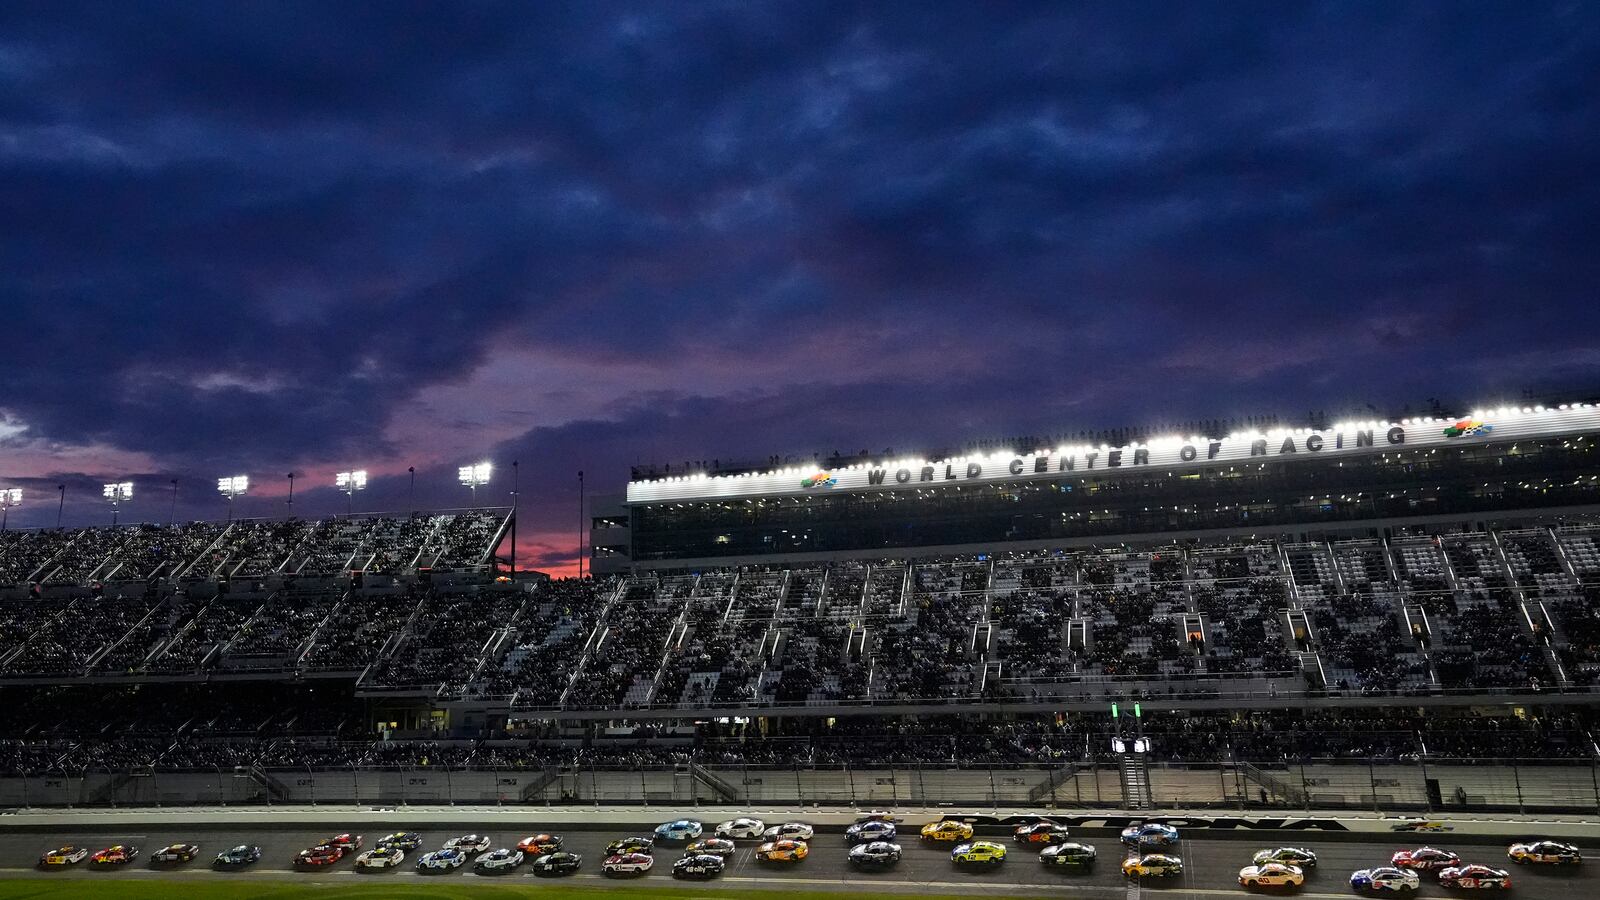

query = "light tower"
[102, 481, 133, 526]
[0, 488, 20, 531]
[217, 474, 249, 521]
[335, 469, 368, 515]
[458, 462, 492, 506]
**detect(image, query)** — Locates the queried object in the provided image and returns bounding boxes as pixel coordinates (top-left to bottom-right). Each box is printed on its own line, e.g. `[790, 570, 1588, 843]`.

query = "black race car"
[1041, 841, 1097, 869]
[213, 845, 261, 868]
[532, 851, 583, 875]
[673, 853, 726, 879]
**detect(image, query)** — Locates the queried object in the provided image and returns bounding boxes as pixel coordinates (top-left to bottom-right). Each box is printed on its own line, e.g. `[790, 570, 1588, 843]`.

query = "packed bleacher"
[3, 514, 1600, 709]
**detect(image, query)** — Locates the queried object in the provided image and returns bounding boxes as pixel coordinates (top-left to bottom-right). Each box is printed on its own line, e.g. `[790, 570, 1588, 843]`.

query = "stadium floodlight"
[0, 488, 19, 532]
[217, 474, 249, 521]
[102, 481, 133, 525]
[335, 469, 368, 514]
[458, 461, 492, 505]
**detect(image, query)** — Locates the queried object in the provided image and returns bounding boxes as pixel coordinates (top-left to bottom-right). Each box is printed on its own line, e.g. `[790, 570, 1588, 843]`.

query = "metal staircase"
[1120, 753, 1152, 809]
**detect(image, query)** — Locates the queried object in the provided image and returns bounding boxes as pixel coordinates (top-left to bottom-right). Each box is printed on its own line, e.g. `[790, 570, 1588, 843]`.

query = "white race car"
[1239, 862, 1305, 888]
[354, 847, 405, 869]
[763, 822, 815, 841]
[715, 817, 766, 839]
[416, 848, 468, 871]
[443, 834, 491, 854]
[474, 848, 524, 872]
[603, 851, 654, 875]
[1351, 866, 1422, 893]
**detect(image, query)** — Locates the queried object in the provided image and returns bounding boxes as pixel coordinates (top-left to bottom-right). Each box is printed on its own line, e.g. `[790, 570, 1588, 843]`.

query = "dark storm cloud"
[3, 2, 1600, 568]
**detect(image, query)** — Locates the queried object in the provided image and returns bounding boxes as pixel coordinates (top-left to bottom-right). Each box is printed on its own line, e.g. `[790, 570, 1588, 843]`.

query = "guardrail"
[5, 757, 1597, 815]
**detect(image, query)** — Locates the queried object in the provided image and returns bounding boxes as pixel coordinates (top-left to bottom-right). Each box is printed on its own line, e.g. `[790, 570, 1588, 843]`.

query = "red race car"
[326, 833, 364, 852]
[294, 843, 345, 868]
[1391, 847, 1462, 872]
[90, 845, 139, 866]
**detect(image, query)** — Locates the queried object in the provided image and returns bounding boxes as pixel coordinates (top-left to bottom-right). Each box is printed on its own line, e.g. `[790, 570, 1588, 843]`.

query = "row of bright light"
[634, 402, 1598, 485]
[0, 461, 497, 509]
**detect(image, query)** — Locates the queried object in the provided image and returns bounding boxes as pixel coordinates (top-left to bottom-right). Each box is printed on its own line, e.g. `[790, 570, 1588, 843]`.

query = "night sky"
[2, 3, 1598, 573]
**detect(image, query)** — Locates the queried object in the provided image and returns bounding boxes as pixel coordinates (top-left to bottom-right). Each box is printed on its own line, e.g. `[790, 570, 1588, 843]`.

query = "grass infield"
[0, 879, 1055, 900]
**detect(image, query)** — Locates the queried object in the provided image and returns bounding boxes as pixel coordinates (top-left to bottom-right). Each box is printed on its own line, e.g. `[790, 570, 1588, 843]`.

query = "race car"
[855, 809, 899, 823]
[531, 851, 583, 875]
[1121, 822, 1180, 846]
[152, 843, 200, 865]
[921, 819, 975, 842]
[213, 845, 261, 868]
[1123, 853, 1184, 878]
[1438, 864, 1512, 889]
[1014, 821, 1071, 845]
[294, 844, 343, 868]
[849, 840, 903, 868]
[673, 853, 726, 879]
[715, 817, 766, 839]
[1391, 846, 1462, 872]
[326, 833, 364, 852]
[37, 846, 88, 868]
[1040, 841, 1097, 869]
[763, 822, 815, 841]
[378, 832, 423, 851]
[443, 834, 491, 854]
[755, 839, 809, 862]
[1351, 866, 1422, 893]
[517, 834, 563, 854]
[354, 847, 405, 869]
[90, 845, 139, 866]
[951, 840, 1008, 867]
[1254, 846, 1318, 868]
[602, 851, 654, 875]
[1508, 839, 1581, 865]
[415, 848, 468, 871]
[846, 819, 897, 844]
[473, 848, 524, 873]
[606, 836, 655, 855]
[1239, 861, 1305, 888]
[685, 837, 737, 857]
[655, 819, 704, 840]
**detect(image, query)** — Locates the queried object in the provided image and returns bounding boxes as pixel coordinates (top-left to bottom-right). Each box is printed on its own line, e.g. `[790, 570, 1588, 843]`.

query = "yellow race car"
[755, 839, 808, 862]
[951, 840, 1007, 867]
[921, 819, 975, 842]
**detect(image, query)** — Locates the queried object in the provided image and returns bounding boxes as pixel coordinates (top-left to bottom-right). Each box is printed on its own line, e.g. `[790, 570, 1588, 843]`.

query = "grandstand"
[2, 400, 1600, 812]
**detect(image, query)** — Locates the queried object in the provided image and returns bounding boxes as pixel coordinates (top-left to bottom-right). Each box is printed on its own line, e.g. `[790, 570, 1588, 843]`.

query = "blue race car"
[1120, 823, 1179, 846]
[655, 819, 703, 840]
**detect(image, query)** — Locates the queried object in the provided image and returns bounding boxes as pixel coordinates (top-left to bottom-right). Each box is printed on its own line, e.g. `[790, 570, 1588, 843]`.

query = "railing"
[4, 757, 1598, 815]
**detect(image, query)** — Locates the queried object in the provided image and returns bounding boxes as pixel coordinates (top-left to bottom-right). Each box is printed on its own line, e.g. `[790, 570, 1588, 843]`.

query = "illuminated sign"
[627, 403, 1600, 504]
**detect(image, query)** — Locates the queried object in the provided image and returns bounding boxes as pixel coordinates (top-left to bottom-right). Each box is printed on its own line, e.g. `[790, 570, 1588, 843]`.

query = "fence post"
[1511, 761, 1524, 814]
[1591, 758, 1600, 815]
[743, 760, 750, 806]
[793, 762, 803, 806]
[918, 760, 927, 810]
[445, 765, 454, 806]
[1368, 759, 1379, 813]
[1300, 759, 1311, 812]
[351, 762, 359, 807]
[216, 767, 225, 807]
[640, 766, 648, 806]
[988, 763, 998, 810]
[308, 764, 316, 807]
[400, 765, 408, 807]
[1418, 757, 1431, 814]
[845, 762, 856, 806]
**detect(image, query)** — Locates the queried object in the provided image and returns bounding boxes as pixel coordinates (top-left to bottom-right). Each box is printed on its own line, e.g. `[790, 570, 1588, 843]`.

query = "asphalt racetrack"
[0, 821, 1590, 898]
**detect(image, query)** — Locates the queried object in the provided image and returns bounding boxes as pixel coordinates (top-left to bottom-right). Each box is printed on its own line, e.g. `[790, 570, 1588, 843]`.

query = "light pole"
[578, 469, 585, 579]
[102, 481, 133, 526]
[0, 488, 20, 532]
[168, 479, 178, 526]
[335, 470, 367, 515]
[458, 462, 491, 507]
[217, 475, 249, 522]
[510, 461, 518, 581]
[55, 484, 65, 529]
[286, 472, 296, 517]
